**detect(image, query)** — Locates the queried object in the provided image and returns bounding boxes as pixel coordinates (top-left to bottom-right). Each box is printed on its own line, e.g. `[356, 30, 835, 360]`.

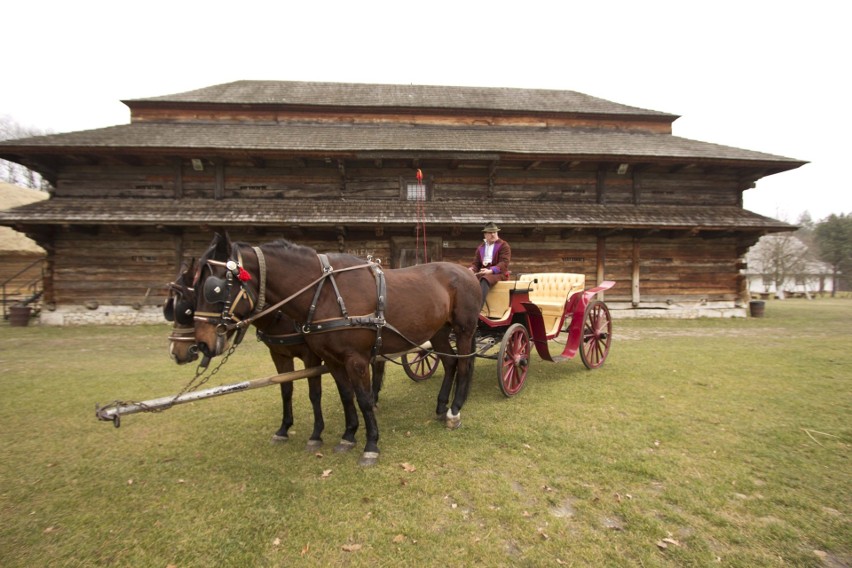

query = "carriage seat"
[480, 280, 534, 320]
[518, 273, 586, 336]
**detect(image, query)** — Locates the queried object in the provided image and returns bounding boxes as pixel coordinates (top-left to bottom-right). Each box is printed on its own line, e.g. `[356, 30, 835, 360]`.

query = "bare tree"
[747, 233, 811, 299]
[0, 115, 52, 191]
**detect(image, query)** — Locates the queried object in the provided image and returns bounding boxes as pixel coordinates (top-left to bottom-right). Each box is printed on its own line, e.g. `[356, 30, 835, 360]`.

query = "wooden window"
[404, 180, 428, 201]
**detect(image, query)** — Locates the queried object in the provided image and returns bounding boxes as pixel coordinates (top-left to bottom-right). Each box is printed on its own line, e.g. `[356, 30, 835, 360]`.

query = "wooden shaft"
[96, 365, 328, 422]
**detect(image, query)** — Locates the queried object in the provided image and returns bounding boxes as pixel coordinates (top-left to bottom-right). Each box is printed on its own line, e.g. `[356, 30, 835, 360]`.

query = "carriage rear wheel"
[402, 349, 440, 382]
[579, 300, 612, 369]
[498, 323, 530, 397]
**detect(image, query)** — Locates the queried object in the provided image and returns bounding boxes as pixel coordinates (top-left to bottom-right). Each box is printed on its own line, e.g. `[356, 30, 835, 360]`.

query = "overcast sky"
[3, 1, 848, 223]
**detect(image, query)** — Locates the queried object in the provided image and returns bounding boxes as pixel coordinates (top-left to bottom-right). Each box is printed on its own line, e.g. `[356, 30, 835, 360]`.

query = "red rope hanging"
[415, 168, 428, 264]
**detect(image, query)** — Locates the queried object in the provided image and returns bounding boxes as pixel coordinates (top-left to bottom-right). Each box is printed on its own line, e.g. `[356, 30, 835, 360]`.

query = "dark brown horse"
[192, 233, 481, 465]
[164, 256, 384, 448]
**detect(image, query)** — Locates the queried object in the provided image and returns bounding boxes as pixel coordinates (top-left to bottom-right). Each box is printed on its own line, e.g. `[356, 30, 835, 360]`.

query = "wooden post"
[632, 236, 641, 307]
[174, 158, 184, 199]
[214, 158, 224, 200]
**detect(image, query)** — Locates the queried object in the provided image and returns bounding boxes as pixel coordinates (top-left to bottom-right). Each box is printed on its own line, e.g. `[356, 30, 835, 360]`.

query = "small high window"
[405, 181, 427, 201]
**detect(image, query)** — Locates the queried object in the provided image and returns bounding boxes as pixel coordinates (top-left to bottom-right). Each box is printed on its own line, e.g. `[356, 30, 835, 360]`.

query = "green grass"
[1, 299, 850, 567]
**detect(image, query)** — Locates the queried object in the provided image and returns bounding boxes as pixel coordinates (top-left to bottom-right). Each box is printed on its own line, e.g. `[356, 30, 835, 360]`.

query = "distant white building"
[744, 234, 834, 298]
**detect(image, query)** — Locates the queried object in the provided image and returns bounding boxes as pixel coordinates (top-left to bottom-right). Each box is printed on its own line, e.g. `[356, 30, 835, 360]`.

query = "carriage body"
[404, 273, 615, 397]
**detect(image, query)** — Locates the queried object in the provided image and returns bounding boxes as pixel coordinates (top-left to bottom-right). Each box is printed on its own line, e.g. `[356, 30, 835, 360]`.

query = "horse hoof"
[305, 439, 323, 450]
[359, 451, 379, 467]
[270, 434, 289, 444]
[446, 410, 462, 430]
[334, 440, 356, 453]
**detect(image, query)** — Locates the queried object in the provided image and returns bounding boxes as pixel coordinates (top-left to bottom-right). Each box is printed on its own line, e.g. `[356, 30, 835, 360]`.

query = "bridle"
[193, 247, 262, 347]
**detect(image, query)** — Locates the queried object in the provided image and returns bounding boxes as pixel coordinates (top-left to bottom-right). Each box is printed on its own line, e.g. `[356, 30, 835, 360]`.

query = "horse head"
[193, 232, 260, 360]
[164, 257, 199, 364]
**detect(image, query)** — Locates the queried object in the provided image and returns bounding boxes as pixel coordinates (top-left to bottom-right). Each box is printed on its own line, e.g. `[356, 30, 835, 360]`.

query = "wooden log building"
[0, 80, 805, 324]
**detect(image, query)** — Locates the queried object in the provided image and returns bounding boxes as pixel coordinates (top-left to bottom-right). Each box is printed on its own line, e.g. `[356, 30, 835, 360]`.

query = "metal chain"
[100, 343, 239, 419]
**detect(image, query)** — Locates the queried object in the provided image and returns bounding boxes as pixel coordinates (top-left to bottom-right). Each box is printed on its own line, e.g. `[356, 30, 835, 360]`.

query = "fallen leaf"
[342, 543, 362, 552]
[656, 540, 669, 550]
[321, 469, 332, 479]
[662, 537, 680, 546]
[315, 452, 324, 458]
[43, 526, 58, 534]
[301, 544, 310, 556]
[400, 462, 416, 473]
[177, 479, 186, 484]
[393, 534, 406, 543]
[127, 479, 133, 485]
[273, 537, 281, 546]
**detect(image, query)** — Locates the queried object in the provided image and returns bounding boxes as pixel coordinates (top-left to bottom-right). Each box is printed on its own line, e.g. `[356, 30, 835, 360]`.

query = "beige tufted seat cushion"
[518, 273, 586, 335]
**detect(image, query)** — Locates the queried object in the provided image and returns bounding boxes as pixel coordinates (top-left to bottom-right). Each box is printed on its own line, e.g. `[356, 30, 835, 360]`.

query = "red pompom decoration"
[237, 267, 252, 282]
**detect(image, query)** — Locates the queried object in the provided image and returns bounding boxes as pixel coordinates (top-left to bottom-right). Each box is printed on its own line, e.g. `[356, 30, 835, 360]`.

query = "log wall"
[41, 160, 750, 322]
[54, 162, 745, 206]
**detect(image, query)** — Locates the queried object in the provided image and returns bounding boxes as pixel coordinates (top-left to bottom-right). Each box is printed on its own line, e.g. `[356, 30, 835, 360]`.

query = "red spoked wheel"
[579, 300, 612, 369]
[498, 323, 530, 397]
[402, 349, 440, 382]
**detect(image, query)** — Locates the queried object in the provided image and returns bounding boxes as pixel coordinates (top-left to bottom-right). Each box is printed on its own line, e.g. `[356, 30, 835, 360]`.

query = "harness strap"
[305, 255, 333, 330]
[228, 261, 375, 330]
[371, 264, 386, 358]
[253, 246, 267, 311]
[256, 329, 307, 346]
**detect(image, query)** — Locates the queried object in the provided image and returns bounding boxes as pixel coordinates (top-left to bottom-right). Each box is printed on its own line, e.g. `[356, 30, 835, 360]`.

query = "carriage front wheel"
[579, 299, 612, 369]
[498, 323, 530, 397]
[402, 349, 440, 382]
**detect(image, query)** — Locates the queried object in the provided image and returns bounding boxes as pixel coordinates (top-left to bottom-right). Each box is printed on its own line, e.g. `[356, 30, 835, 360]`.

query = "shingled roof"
[124, 80, 679, 118]
[0, 122, 802, 167]
[0, 80, 806, 172]
[0, 198, 794, 233]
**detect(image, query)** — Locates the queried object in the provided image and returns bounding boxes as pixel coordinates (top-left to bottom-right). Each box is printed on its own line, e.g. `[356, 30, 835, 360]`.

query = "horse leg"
[270, 352, 296, 443]
[346, 354, 380, 466]
[432, 327, 458, 419]
[371, 360, 385, 408]
[328, 366, 360, 454]
[303, 352, 325, 449]
[445, 329, 476, 430]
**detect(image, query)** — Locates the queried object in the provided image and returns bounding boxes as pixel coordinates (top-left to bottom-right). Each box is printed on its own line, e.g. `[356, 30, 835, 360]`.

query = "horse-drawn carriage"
[402, 272, 614, 396]
[97, 234, 614, 465]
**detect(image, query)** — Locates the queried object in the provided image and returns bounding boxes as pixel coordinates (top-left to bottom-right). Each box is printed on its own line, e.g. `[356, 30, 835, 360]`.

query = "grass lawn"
[0, 299, 849, 567]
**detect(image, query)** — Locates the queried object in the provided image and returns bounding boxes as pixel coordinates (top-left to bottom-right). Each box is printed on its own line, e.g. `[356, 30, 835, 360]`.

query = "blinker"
[163, 297, 175, 322]
[203, 276, 229, 304]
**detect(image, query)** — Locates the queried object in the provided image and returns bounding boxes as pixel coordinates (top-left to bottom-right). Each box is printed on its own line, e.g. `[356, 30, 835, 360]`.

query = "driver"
[468, 222, 511, 309]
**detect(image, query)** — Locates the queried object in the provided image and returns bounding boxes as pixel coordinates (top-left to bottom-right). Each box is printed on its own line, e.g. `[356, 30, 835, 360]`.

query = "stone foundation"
[37, 305, 165, 326]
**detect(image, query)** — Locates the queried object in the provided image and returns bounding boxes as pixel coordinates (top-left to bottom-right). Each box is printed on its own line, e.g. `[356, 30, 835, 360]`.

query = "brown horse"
[192, 233, 481, 465]
[164, 257, 384, 448]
